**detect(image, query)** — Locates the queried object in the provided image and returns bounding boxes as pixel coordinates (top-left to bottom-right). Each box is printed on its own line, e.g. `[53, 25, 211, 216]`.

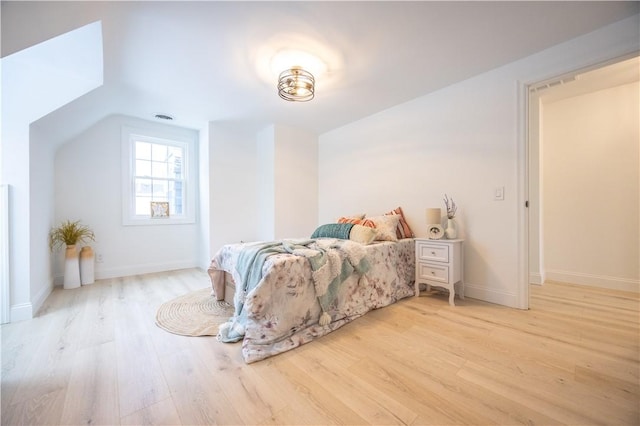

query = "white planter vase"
[445, 218, 457, 239]
[63, 245, 81, 289]
[80, 246, 95, 285]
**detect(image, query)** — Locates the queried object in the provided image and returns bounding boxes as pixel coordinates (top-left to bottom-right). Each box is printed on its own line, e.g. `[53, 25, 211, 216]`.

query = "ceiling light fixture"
[278, 66, 315, 102]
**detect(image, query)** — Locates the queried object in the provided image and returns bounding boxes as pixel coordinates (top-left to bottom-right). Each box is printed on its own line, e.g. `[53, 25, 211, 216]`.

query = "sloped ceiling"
[2, 1, 638, 147]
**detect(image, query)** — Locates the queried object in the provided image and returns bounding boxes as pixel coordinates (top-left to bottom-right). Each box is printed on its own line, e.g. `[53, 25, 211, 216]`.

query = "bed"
[208, 208, 417, 363]
[208, 235, 415, 363]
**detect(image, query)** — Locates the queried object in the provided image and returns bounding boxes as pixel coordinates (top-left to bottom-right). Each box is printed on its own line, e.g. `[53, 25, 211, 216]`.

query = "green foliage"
[49, 220, 95, 251]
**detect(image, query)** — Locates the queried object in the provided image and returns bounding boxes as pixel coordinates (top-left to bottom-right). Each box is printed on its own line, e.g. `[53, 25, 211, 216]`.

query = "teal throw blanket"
[217, 238, 370, 343]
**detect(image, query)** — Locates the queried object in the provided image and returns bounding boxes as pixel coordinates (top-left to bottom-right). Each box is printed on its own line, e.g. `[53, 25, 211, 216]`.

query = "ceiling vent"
[530, 76, 577, 93]
[154, 113, 174, 120]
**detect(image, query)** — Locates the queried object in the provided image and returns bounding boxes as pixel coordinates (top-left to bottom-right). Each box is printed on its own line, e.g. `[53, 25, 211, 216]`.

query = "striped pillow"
[337, 217, 376, 228]
[385, 206, 414, 239]
[337, 213, 366, 221]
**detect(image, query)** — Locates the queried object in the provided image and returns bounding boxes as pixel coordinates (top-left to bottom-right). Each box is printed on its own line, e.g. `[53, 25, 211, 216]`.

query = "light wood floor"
[1, 269, 638, 425]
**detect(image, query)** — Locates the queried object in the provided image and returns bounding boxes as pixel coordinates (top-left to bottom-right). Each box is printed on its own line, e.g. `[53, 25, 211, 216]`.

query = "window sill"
[123, 217, 195, 226]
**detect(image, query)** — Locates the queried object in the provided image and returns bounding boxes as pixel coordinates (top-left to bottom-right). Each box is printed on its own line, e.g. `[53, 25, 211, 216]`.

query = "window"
[122, 127, 196, 225]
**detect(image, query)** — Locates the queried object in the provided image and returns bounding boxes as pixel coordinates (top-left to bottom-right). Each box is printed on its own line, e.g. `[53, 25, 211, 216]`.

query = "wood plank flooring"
[2, 269, 638, 425]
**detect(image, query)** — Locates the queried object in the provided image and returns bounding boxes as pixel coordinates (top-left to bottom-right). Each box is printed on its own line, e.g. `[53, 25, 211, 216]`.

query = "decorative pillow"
[337, 213, 366, 221]
[311, 223, 354, 240]
[368, 215, 401, 241]
[349, 224, 377, 245]
[337, 217, 376, 228]
[385, 206, 415, 239]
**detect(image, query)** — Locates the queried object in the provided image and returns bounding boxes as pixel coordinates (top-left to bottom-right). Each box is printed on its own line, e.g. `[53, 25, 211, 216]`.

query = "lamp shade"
[426, 208, 441, 225]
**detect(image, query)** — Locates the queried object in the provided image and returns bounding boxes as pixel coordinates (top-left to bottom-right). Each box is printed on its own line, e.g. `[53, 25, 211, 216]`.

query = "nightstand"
[415, 238, 464, 306]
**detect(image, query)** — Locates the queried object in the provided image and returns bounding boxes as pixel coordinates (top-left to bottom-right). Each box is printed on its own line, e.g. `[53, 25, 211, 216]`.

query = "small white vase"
[80, 246, 95, 285]
[63, 245, 81, 289]
[445, 218, 457, 239]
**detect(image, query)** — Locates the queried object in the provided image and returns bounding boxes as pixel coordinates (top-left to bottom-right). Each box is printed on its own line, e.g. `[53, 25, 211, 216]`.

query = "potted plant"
[49, 220, 95, 289]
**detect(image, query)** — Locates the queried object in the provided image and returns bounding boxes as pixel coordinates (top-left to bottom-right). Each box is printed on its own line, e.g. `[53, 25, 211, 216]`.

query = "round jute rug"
[155, 288, 234, 336]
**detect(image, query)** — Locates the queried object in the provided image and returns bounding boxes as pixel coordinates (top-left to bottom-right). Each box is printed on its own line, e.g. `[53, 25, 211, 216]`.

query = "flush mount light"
[278, 66, 315, 102]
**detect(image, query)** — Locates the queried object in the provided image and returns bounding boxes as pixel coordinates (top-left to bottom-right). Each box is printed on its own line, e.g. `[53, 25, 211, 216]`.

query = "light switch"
[494, 186, 504, 200]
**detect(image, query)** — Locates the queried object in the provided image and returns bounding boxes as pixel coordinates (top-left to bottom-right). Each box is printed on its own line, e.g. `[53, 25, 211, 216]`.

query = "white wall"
[54, 115, 200, 281]
[52, 117, 319, 282]
[528, 94, 545, 285]
[319, 15, 640, 307]
[1, 123, 32, 320]
[29, 125, 56, 309]
[207, 123, 318, 254]
[320, 76, 520, 306]
[198, 124, 211, 269]
[273, 125, 318, 239]
[208, 122, 260, 254]
[1, 22, 103, 321]
[256, 126, 276, 241]
[543, 82, 639, 291]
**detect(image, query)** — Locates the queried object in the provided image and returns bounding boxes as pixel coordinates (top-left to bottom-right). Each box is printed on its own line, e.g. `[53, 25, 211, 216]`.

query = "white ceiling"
[2, 1, 638, 146]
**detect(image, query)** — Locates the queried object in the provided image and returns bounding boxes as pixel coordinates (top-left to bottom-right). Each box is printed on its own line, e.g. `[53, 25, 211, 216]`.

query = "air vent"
[154, 113, 174, 120]
[530, 75, 577, 93]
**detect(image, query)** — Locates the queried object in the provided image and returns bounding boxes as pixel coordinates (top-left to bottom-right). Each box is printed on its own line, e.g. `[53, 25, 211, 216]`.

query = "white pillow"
[368, 215, 401, 241]
[349, 224, 377, 245]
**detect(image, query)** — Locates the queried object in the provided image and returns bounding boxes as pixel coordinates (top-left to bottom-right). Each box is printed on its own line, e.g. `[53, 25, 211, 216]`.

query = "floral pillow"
[368, 215, 401, 241]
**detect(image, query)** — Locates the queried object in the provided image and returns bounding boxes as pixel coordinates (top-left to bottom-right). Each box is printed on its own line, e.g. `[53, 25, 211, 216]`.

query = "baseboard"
[31, 279, 54, 316]
[10, 302, 33, 322]
[463, 283, 520, 308]
[11, 279, 54, 322]
[95, 260, 200, 280]
[545, 270, 639, 292]
[529, 272, 544, 286]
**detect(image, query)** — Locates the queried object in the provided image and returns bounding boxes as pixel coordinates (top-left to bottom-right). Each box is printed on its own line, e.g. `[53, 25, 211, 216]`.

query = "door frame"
[1, 184, 10, 324]
[519, 52, 640, 310]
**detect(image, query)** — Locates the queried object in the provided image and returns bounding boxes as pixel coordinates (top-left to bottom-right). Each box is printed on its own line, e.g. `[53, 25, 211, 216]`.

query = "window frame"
[121, 126, 196, 226]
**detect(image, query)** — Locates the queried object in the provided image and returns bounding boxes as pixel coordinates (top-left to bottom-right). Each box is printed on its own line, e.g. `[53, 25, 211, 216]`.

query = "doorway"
[527, 55, 640, 295]
[1, 184, 9, 324]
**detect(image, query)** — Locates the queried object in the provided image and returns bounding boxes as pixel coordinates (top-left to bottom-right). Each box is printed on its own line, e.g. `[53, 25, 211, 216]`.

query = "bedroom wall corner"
[2, 21, 103, 321]
[256, 125, 276, 241]
[273, 125, 319, 239]
[199, 124, 211, 270]
[209, 122, 260, 254]
[256, 124, 319, 241]
[318, 13, 640, 308]
[55, 115, 200, 281]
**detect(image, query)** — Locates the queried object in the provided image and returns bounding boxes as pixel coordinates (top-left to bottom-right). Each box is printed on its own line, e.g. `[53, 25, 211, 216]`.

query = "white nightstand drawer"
[417, 263, 449, 284]
[417, 242, 449, 263]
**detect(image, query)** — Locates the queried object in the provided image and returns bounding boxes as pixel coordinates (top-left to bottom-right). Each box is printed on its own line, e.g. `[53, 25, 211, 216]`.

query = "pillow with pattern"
[337, 213, 366, 221]
[385, 206, 415, 239]
[337, 217, 376, 228]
